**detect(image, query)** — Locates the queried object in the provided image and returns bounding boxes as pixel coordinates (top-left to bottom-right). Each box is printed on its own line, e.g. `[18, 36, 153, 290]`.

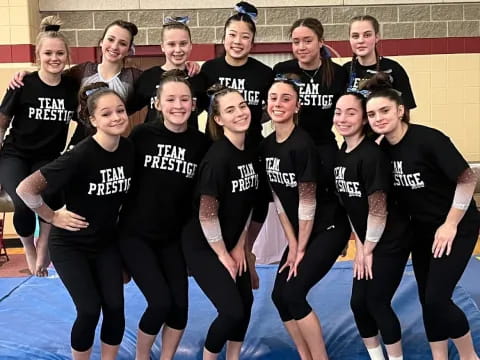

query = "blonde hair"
[35, 16, 70, 66]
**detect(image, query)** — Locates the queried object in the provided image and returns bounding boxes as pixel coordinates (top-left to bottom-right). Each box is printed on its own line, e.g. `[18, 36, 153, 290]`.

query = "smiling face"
[155, 81, 192, 132]
[89, 93, 129, 136]
[214, 91, 251, 137]
[366, 96, 404, 136]
[37, 37, 68, 75]
[100, 25, 132, 64]
[291, 25, 323, 69]
[161, 28, 192, 69]
[333, 94, 366, 138]
[267, 82, 300, 126]
[349, 20, 379, 60]
[223, 20, 254, 64]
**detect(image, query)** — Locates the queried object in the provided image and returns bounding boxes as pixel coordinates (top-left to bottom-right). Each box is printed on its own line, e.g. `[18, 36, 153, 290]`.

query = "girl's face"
[333, 94, 366, 138]
[349, 20, 378, 59]
[100, 25, 132, 63]
[37, 38, 68, 75]
[215, 92, 251, 136]
[224, 20, 254, 63]
[161, 28, 192, 68]
[291, 25, 322, 68]
[366, 96, 404, 136]
[267, 82, 299, 125]
[155, 81, 192, 132]
[90, 93, 129, 136]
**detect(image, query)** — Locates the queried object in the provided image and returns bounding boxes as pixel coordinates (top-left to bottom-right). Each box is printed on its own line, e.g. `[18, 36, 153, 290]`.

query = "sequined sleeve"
[199, 195, 223, 243]
[298, 182, 316, 221]
[452, 167, 479, 210]
[16, 170, 48, 209]
[365, 191, 387, 243]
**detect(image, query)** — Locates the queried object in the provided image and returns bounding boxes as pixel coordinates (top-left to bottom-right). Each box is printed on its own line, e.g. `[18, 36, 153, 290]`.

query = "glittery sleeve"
[199, 195, 223, 243]
[452, 167, 479, 210]
[298, 182, 316, 221]
[16, 170, 48, 209]
[365, 191, 387, 243]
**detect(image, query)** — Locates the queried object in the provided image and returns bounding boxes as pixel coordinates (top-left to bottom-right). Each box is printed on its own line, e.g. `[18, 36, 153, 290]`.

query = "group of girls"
[1, 2, 479, 360]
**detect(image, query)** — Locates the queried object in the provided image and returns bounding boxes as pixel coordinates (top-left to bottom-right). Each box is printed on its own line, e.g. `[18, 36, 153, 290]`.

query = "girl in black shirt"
[365, 74, 480, 360]
[262, 75, 350, 360]
[201, 2, 274, 147]
[182, 85, 261, 360]
[0, 16, 78, 277]
[129, 17, 208, 128]
[118, 70, 210, 360]
[334, 92, 411, 360]
[16, 84, 134, 360]
[344, 15, 416, 113]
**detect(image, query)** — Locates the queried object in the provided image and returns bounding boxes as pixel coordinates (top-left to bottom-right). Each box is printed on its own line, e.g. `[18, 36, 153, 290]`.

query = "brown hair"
[270, 73, 301, 125]
[78, 82, 124, 133]
[348, 15, 381, 78]
[161, 19, 192, 42]
[206, 84, 243, 140]
[364, 72, 410, 124]
[155, 69, 193, 123]
[99, 20, 138, 50]
[289, 18, 334, 88]
[35, 16, 70, 67]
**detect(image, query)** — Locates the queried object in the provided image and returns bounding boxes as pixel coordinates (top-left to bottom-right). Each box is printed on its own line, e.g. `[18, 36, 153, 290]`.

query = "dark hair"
[363, 72, 410, 124]
[206, 84, 243, 140]
[161, 18, 192, 42]
[78, 82, 124, 133]
[348, 15, 381, 82]
[270, 73, 301, 124]
[36, 16, 71, 67]
[337, 92, 373, 136]
[289, 18, 334, 88]
[99, 20, 138, 50]
[223, 2, 257, 43]
[155, 69, 194, 124]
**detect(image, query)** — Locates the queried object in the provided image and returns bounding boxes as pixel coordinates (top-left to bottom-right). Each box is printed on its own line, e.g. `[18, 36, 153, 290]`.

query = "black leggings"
[272, 215, 350, 322]
[50, 241, 125, 352]
[119, 235, 188, 335]
[183, 241, 253, 354]
[350, 250, 409, 345]
[0, 155, 62, 236]
[411, 220, 479, 342]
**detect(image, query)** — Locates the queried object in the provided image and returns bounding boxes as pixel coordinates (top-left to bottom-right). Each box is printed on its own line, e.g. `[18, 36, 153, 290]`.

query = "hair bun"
[361, 72, 393, 92]
[207, 83, 228, 97]
[40, 15, 63, 32]
[161, 69, 188, 79]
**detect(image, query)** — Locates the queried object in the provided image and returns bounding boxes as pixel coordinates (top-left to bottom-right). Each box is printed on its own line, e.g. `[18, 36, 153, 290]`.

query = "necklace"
[301, 68, 320, 83]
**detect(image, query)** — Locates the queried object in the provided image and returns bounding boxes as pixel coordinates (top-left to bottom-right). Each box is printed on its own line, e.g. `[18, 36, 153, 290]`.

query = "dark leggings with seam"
[411, 220, 479, 342]
[183, 240, 253, 354]
[0, 155, 62, 236]
[119, 234, 188, 335]
[272, 214, 350, 322]
[350, 250, 410, 344]
[50, 240, 125, 352]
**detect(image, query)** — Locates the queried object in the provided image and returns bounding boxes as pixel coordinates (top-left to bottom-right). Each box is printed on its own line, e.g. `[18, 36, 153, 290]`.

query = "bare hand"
[363, 251, 373, 280]
[218, 253, 238, 280]
[353, 251, 365, 280]
[432, 222, 457, 258]
[51, 209, 88, 231]
[291, 250, 305, 279]
[279, 247, 297, 281]
[9, 71, 28, 89]
[230, 244, 247, 276]
[246, 251, 259, 289]
[185, 61, 200, 77]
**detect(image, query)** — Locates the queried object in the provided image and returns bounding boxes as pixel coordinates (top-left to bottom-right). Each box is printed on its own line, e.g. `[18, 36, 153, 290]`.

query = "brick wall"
[40, 3, 480, 46]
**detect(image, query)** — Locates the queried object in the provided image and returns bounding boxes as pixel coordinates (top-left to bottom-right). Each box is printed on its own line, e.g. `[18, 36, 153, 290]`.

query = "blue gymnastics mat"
[0, 261, 479, 360]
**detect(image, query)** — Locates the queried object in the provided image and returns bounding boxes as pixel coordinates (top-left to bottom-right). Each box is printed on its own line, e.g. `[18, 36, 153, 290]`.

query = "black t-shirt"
[128, 66, 209, 129]
[261, 127, 317, 233]
[201, 56, 274, 145]
[344, 57, 416, 110]
[335, 138, 411, 254]
[41, 137, 134, 245]
[188, 137, 261, 251]
[273, 59, 348, 145]
[0, 72, 78, 159]
[119, 121, 210, 241]
[380, 124, 479, 225]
